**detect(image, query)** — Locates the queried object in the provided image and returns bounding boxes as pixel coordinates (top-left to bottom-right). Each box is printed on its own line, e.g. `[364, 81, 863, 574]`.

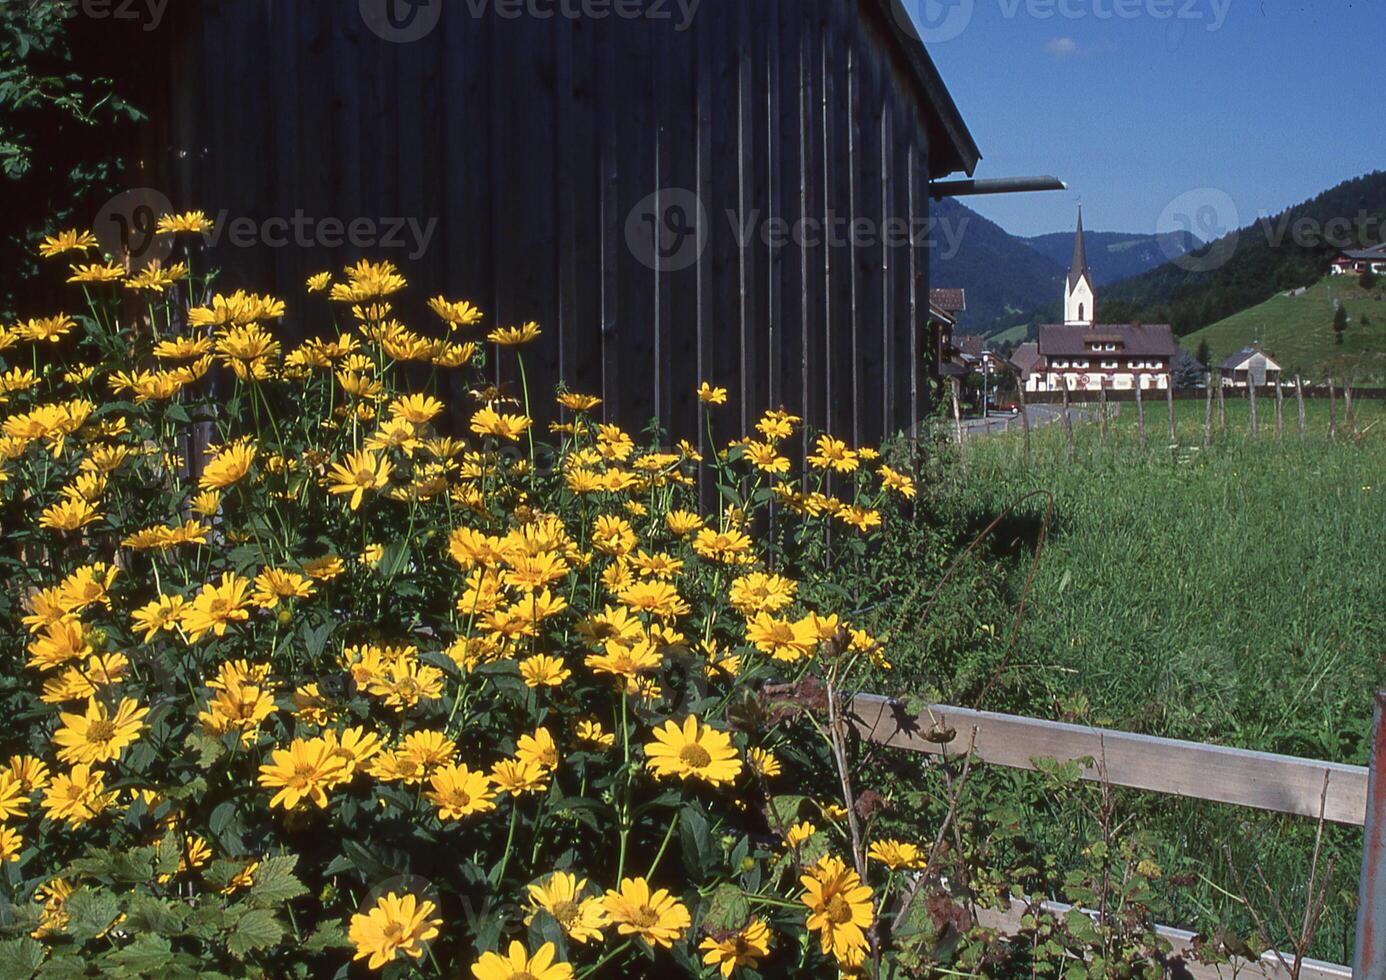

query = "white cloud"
[1045, 36, 1081, 59]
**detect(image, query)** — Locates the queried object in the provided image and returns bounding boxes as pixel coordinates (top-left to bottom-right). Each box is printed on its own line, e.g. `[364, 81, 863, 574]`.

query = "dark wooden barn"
[128, 0, 980, 451]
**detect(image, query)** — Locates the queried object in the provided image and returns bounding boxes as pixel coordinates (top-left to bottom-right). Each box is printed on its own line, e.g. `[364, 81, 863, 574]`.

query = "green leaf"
[246, 854, 308, 907]
[303, 921, 351, 953]
[225, 907, 285, 958]
[102, 934, 175, 976]
[700, 884, 749, 934]
[0, 938, 44, 980]
[678, 804, 713, 879]
[65, 886, 121, 943]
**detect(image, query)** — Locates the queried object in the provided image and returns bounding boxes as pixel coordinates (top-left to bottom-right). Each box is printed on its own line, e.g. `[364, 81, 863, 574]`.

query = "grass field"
[935, 398, 1386, 963]
[1182, 276, 1386, 380]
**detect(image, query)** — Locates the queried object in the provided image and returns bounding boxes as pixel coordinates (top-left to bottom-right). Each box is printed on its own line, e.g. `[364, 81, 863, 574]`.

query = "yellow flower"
[470, 940, 572, 980]
[616, 580, 689, 620]
[515, 727, 560, 771]
[182, 572, 252, 642]
[575, 719, 614, 750]
[585, 638, 663, 681]
[728, 572, 797, 615]
[326, 449, 394, 510]
[130, 594, 186, 641]
[807, 435, 860, 473]
[526, 873, 608, 945]
[785, 821, 817, 847]
[349, 892, 442, 970]
[306, 271, 333, 292]
[53, 697, 149, 765]
[39, 497, 102, 532]
[41, 764, 115, 827]
[692, 528, 754, 563]
[801, 856, 874, 962]
[867, 839, 926, 870]
[470, 404, 532, 441]
[756, 409, 800, 441]
[591, 515, 636, 556]
[602, 877, 691, 948]
[747, 747, 782, 779]
[257, 737, 347, 809]
[489, 758, 550, 796]
[0, 826, 21, 863]
[26, 620, 90, 672]
[519, 654, 571, 688]
[644, 716, 742, 786]
[250, 568, 317, 609]
[426, 763, 497, 820]
[878, 465, 917, 499]
[199, 677, 276, 744]
[665, 509, 704, 537]
[156, 210, 213, 234]
[487, 321, 542, 346]
[38, 229, 98, 257]
[700, 918, 773, 977]
[745, 613, 819, 662]
[697, 382, 728, 405]
[8, 755, 51, 795]
[21, 315, 76, 343]
[0, 772, 28, 822]
[199, 440, 256, 490]
[428, 296, 484, 329]
[67, 262, 126, 284]
[556, 392, 601, 412]
[302, 555, 346, 580]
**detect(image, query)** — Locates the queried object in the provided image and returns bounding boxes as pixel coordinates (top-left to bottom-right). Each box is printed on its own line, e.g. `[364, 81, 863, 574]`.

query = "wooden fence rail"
[849, 693, 1378, 979]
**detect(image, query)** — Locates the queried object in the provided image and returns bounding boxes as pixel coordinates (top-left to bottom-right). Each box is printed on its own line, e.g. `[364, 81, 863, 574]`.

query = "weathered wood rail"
[849, 692, 1386, 980]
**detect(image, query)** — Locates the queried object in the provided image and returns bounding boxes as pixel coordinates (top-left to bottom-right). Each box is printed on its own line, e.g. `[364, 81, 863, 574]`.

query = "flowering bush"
[0, 218, 963, 979]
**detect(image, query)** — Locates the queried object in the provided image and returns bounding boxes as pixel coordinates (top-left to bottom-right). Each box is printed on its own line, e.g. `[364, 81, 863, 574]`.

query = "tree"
[1333, 303, 1349, 345]
[1195, 339, 1211, 368]
[1171, 348, 1205, 389]
[1361, 268, 1379, 290]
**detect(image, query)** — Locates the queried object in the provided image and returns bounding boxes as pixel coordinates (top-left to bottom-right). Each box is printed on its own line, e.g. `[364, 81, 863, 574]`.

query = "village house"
[1013, 210, 1179, 393]
[1218, 347, 1283, 388]
[928, 288, 969, 383]
[1330, 243, 1386, 276]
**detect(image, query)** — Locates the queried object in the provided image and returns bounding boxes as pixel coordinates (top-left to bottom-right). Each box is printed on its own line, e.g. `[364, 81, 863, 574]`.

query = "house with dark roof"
[1219, 347, 1282, 388]
[1331, 244, 1386, 277]
[928, 288, 969, 380]
[1013, 211, 1179, 393]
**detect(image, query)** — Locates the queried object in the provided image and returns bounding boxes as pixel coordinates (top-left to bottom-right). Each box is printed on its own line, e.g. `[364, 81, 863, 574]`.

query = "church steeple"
[1068, 206, 1089, 290]
[1063, 206, 1096, 327]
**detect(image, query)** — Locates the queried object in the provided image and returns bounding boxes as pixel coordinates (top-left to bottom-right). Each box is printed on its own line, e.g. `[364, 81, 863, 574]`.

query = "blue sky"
[911, 0, 1385, 238]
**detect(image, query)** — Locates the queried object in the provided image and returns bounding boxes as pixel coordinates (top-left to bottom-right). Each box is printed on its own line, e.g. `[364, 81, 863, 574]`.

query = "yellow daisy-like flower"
[591, 515, 636, 556]
[585, 638, 663, 681]
[692, 527, 754, 563]
[747, 747, 782, 779]
[470, 404, 532, 441]
[199, 440, 256, 490]
[643, 716, 742, 786]
[878, 464, 917, 499]
[601, 877, 691, 949]
[518, 654, 571, 688]
[489, 758, 550, 796]
[785, 821, 817, 848]
[801, 855, 874, 962]
[41, 764, 115, 827]
[700, 918, 773, 977]
[156, 210, 214, 234]
[38, 497, 102, 532]
[349, 892, 443, 970]
[251, 568, 317, 609]
[38, 229, 98, 257]
[306, 271, 333, 292]
[515, 727, 560, 771]
[67, 262, 126, 284]
[526, 873, 608, 945]
[21, 315, 77, 343]
[470, 940, 572, 980]
[728, 572, 797, 616]
[52, 697, 149, 765]
[0, 772, 28, 821]
[426, 763, 497, 820]
[487, 321, 542, 346]
[326, 449, 394, 511]
[257, 737, 347, 809]
[575, 719, 614, 750]
[665, 509, 705, 537]
[807, 435, 860, 473]
[428, 296, 484, 329]
[0, 826, 21, 863]
[745, 612, 819, 662]
[867, 838, 927, 870]
[697, 382, 728, 405]
[130, 594, 186, 641]
[556, 391, 601, 412]
[182, 572, 252, 642]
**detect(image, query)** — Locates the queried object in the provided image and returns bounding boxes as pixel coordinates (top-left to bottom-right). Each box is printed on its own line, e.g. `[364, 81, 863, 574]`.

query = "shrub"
[0, 220, 974, 977]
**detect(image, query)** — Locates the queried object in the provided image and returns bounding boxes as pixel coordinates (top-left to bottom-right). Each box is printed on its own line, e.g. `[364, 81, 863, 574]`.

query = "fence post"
[1099, 385, 1108, 444]
[1062, 380, 1074, 457]
[1016, 381, 1031, 465]
[1203, 380, 1213, 449]
[1134, 382, 1146, 450]
[1353, 690, 1386, 977]
[1274, 380, 1284, 436]
[1248, 380, 1258, 437]
[1295, 376, 1307, 440]
[1329, 380, 1339, 442]
[1166, 382, 1176, 446]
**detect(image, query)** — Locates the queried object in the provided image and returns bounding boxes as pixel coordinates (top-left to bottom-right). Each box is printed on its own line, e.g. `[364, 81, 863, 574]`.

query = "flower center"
[86, 719, 116, 744]
[551, 900, 579, 925]
[208, 598, 229, 616]
[630, 905, 661, 929]
[826, 894, 853, 925]
[679, 744, 712, 769]
[354, 468, 376, 485]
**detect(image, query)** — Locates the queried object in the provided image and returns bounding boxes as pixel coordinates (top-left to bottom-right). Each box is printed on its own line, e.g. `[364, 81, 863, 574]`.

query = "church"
[1011, 211, 1179, 394]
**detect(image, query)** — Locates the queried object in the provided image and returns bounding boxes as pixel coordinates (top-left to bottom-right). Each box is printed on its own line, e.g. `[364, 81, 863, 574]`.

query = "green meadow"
[932, 396, 1386, 963]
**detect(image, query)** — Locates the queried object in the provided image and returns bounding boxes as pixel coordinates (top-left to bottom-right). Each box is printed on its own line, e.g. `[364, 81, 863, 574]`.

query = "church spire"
[1068, 206, 1089, 290]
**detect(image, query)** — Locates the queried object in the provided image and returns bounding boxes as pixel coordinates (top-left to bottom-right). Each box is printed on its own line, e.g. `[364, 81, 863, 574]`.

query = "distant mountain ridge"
[1023, 229, 1203, 287]
[929, 198, 1202, 337]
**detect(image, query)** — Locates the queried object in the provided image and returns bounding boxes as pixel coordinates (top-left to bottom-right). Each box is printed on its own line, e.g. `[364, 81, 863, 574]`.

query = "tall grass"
[936, 396, 1386, 963]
